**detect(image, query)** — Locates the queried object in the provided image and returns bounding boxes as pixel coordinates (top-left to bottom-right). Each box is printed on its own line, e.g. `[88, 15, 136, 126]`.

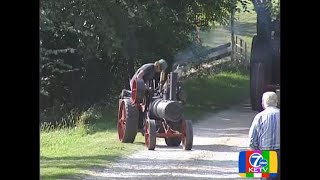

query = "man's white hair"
[262, 91, 278, 108]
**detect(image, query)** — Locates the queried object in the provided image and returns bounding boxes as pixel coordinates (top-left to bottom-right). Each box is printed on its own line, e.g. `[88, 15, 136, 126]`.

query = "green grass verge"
[183, 71, 249, 121]
[40, 112, 145, 180]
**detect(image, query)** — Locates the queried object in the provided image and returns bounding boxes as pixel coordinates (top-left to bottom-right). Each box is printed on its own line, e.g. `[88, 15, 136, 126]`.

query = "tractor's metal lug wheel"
[117, 99, 138, 143]
[181, 120, 193, 150]
[144, 119, 156, 150]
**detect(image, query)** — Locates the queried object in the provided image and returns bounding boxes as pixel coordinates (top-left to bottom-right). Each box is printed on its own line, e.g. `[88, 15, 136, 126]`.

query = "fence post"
[240, 39, 243, 63]
[234, 35, 249, 65]
[245, 41, 248, 65]
[235, 36, 238, 60]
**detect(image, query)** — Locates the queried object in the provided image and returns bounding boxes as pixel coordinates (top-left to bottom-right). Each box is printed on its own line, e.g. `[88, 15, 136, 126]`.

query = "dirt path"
[78, 100, 257, 180]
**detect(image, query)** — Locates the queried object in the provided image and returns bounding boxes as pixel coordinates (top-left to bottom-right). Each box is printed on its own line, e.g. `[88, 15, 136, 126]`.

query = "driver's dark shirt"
[132, 63, 156, 83]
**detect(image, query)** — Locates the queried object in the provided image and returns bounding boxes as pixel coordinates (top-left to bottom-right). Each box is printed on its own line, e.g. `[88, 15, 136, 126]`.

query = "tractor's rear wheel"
[250, 62, 265, 112]
[165, 137, 181, 147]
[118, 99, 139, 143]
[250, 35, 271, 63]
[144, 119, 156, 150]
[181, 120, 193, 150]
[131, 79, 145, 104]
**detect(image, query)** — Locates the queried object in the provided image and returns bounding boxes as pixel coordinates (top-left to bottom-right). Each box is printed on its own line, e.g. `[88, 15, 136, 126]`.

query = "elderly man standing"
[248, 91, 280, 180]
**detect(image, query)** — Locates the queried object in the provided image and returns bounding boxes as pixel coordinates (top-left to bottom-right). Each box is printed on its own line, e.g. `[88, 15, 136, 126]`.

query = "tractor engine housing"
[149, 98, 183, 122]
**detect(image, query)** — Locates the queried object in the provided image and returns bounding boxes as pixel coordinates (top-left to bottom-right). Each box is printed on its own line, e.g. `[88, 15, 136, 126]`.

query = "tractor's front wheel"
[144, 119, 156, 150]
[181, 120, 193, 150]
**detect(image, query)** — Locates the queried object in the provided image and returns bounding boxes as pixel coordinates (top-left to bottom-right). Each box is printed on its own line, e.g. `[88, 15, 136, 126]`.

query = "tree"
[251, 0, 280, 40]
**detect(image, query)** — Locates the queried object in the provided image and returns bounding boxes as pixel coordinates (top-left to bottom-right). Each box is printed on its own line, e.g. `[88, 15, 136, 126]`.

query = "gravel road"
[76, 100, 258, 180]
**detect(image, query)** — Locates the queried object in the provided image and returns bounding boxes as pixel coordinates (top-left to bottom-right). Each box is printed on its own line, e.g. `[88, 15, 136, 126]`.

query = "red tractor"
[250, 17, 280, 111]
[118, 71, 193, 150]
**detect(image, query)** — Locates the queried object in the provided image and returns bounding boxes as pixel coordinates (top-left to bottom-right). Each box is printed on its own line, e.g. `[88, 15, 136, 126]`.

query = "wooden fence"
[234, 36, 248, 65]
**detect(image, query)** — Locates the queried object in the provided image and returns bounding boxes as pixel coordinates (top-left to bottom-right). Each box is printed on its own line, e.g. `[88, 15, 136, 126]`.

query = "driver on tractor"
[130, 59, 168, 91]
[120, 59, 168, 100]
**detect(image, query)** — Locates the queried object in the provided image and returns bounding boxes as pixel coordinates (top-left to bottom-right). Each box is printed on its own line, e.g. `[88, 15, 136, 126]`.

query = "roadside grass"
[183, 70, 249, 121]
[40, 110, 145, 180]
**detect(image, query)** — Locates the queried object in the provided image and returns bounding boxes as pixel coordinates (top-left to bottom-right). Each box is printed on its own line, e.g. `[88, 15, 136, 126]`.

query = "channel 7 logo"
[238, 150, 278, 178]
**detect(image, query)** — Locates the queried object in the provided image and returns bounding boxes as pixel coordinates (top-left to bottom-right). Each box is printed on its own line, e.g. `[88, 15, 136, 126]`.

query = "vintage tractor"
[250, 16, 280, 111]
[117, 71, 193, 150]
